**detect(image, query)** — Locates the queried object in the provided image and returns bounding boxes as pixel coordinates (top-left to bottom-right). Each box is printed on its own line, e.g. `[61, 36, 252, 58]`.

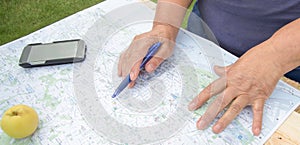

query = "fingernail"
[214, 124, 222, 133]
[130, 71, 135, 79]
[214, 65, 221, 69]
[197, 119, 207, 130]
[128, 82, 134, 88]
[188, 101, 197, 111]
[147, 63, 154, 72]
[254, 127, 260, 136]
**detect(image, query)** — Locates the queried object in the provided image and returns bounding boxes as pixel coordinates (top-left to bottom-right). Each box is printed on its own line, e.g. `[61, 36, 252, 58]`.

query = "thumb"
[213, 65, 232, 76]
[145, 57, 164, 73]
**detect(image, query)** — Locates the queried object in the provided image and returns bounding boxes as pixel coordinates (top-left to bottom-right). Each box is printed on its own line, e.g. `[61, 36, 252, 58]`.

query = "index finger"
[128, 59, 142, 88]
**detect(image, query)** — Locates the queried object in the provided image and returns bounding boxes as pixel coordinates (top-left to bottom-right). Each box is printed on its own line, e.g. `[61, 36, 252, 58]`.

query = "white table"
[1, 0, 300, 144]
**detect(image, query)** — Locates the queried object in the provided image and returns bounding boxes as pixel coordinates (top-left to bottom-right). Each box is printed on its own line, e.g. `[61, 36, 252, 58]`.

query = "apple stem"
[12, 111, 18, 116]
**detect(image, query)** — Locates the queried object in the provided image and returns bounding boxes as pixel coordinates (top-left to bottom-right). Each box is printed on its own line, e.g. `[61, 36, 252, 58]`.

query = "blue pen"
[112, 42, 162, 98]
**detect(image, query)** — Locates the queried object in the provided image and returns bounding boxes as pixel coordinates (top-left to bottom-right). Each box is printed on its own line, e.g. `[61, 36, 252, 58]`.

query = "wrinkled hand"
[188, 41, 284, 135]
[118, 24, 177, 87]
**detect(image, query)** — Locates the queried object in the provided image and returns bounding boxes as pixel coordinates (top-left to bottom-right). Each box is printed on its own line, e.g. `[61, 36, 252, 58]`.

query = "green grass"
[0, 0, 195, 45]
[0, 0, 104, 45]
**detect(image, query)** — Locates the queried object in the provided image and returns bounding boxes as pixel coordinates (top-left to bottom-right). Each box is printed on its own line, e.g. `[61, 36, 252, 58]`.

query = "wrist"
[240, 40, 285, 81]
[152, 22, 179, 41]
[153, 1, 188, 31]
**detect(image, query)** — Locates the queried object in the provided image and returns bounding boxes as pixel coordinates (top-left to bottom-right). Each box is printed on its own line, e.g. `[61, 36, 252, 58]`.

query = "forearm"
[268, 18, 300, 74]
[153, 0, 193, 35]
[158, 0, 192, 8]
[235, 18, 300, 86]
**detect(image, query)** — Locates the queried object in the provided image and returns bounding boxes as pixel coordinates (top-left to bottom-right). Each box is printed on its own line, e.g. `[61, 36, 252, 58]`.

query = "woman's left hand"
[188, 40, 284, 135]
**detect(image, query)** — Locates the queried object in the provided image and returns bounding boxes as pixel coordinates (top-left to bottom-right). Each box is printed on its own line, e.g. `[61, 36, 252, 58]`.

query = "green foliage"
[0, 0, 195, 45]
[0, 0, 103, 45]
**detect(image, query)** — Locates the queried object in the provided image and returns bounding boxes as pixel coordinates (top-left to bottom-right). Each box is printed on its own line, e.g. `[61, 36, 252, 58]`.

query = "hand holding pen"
[116, 26, 178, 98]
[112, 42, 162, 98]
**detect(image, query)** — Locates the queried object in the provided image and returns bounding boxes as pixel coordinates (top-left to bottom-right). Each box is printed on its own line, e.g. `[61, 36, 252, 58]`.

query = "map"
[1, 0, 300, 145]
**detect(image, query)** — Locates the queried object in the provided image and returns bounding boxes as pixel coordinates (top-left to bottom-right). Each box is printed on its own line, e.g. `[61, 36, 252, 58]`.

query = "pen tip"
[112, 92, 119, 98]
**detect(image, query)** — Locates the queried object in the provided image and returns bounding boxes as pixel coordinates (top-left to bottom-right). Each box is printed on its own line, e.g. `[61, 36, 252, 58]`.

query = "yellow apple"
[1, 104, 39, 139]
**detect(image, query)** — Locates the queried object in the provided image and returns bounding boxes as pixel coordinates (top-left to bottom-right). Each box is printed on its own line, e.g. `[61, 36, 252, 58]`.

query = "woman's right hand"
[118, 23, 178, 87]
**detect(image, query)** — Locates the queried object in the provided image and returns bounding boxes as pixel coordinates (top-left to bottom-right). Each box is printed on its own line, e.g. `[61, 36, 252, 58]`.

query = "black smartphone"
[19, 39, 86, 68]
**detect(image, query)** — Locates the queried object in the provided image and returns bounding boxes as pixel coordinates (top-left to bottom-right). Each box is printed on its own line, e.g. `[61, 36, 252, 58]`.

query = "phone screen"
[19, 39, 86, 68]
[29, 41, 78, 61]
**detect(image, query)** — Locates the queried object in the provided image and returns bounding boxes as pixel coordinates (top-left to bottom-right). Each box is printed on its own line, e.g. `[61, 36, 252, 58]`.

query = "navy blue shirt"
[196, 0, 300, 82]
